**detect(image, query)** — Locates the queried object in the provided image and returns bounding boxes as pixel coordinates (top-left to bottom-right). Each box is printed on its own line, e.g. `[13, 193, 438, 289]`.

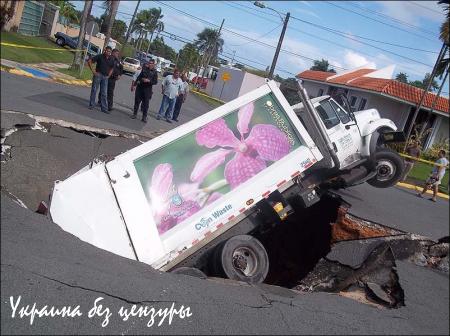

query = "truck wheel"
[215, 235, 269, 284]
[367, 148, 404, 188]
[171, 267, 207, 279]
[56, 38, 65, 46]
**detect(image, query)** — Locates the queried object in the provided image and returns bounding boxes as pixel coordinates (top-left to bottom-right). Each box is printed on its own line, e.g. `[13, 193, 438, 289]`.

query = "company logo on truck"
[194, 204, 232, 230]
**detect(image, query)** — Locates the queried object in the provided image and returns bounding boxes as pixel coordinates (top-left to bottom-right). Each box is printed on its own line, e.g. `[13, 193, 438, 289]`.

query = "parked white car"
[122, 57, 141, 74]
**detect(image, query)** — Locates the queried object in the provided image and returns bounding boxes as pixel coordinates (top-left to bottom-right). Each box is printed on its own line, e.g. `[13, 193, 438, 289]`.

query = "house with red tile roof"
[297, 66, 449, 149]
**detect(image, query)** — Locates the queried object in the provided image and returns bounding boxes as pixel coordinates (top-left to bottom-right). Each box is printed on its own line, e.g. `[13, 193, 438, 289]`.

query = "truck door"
[315, 99, 361, 168]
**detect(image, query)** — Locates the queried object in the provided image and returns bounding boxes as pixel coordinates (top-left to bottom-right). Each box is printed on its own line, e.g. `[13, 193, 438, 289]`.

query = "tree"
[409, 73, 439, 91]
[0, 0, 16, 30]
[71, 0, 92, 70]
[132, 8, 164, 48]
[437, 1, 449, 78]
[49, 0, 79, 24]
[177, 43, 201, 72]
[310, 59, 336, 73]
[280, 78, 302, 105]
[148, 37, 176, 60]
[395, 72, 408, 83]
[194, 27, 224, 65]
[111, 19, 127, 42]
[102, 0, 120, 48]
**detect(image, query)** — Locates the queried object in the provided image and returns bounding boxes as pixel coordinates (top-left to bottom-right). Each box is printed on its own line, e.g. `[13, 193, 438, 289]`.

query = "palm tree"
[102, 0, 120, 49]
[437, 0, 449, 78]
[395, 72, 408, 83]
[49, 0, 79, 24]
[131, 8, 164, 49]
[194, 28, 224, 67]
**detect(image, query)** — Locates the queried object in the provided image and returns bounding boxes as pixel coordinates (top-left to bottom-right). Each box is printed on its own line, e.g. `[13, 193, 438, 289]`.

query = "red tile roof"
[297, 69, 449, 114]
[327, 69, 376, 85]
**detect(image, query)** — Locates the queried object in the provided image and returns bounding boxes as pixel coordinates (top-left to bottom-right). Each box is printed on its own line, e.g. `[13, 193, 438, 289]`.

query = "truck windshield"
[316, 100, 341, 129]
[329, 100, 351, 124]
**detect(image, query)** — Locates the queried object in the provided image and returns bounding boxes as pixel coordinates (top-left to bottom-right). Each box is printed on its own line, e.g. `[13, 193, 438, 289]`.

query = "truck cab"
[292, 87, 404, 189]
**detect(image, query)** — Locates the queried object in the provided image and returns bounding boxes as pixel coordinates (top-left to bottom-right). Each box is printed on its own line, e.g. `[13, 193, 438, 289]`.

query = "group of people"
[87, 46, 189, 123]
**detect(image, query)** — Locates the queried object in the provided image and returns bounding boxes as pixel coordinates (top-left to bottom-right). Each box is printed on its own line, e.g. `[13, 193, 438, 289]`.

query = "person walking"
[401, 140, 421, 182]
[88, 46, 115, 114]
[97, 48, 123, 111]
[417, 149, 449, 202]
[172, 73, 189, 122]
[157, 69, 183, 123]
[130, 59, 158, 123]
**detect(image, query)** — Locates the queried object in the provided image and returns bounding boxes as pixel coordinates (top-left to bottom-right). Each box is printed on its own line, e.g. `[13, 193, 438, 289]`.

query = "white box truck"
[49, 80, 405, 284]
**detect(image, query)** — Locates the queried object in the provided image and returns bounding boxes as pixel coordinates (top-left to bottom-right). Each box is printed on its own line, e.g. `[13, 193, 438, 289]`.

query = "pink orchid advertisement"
[133, 93, 303, 236]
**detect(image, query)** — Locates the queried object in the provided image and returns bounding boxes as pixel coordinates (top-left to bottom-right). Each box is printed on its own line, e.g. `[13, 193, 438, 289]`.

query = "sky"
[72, 1, 448, 96]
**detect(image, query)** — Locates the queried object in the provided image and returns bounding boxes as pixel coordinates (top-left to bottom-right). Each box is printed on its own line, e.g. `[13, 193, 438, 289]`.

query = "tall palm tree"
[49, 0, 79, 24]
[194, 28, 224, 65]
[437, 0, 449, 78]
[102, 0, 120, 49]
[131, 8, 164, 49]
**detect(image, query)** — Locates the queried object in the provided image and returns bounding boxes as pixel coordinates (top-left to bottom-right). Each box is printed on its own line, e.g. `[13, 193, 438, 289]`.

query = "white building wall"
[301, 81, 329, 98]
[210, 67, 245, 102]
[238, 72, 268, 97]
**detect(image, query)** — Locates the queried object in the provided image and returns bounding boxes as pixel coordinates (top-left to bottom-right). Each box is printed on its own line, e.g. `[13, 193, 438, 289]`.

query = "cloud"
[300, 1, 313, 8]
[343, 50, 377, 69]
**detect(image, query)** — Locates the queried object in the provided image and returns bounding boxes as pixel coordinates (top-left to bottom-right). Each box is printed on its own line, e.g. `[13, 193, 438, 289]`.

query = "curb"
[1, 64, 91, 87]
[190, 88, 225, 105]
[396, 182, 449, 200]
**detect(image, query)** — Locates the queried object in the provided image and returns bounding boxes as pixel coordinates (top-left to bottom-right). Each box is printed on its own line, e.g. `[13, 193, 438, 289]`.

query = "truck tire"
[367, 148, 404, 188]
[214, 235, 269, 284]
[56, 37, 65, 46]
[171, 267, 207, 279]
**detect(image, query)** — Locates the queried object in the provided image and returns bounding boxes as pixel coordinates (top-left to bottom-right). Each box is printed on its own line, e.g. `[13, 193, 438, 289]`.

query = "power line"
[152, 0, 347, 70]
[324, 1, 437, 42]
[347, 1, 439, 36]
[227, 23, 282, 47]
[410, 1, 444, 15]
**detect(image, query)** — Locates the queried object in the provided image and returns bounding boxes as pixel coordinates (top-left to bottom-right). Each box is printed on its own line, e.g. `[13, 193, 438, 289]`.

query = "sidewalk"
[397, 181, 449, 200]
[1, 59, 91, 87]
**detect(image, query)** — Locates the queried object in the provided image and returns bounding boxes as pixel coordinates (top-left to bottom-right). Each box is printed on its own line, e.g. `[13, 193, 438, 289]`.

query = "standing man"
[130, 59, 158, 123]
[417, 150, 449, 202]
[172, 73, 189, 122]
[157, 69, 183, 123]
[401, 140, 421, 182]
[98, 48, 123, 111]
[88, 46, 115, 114]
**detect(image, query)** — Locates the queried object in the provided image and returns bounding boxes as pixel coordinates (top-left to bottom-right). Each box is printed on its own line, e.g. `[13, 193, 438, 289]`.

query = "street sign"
[221, 72, 231, 81]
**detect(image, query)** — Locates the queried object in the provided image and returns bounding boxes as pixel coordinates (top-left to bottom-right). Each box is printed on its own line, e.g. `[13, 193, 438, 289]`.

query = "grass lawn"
[405, 161, 449, 194]
[57, 66, 94, 80]
[1, 31, 75, 64]
[190, 88, 224, 109]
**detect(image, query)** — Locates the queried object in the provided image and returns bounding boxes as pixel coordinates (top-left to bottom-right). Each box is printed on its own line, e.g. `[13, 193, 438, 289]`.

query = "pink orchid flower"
[149, 163, 221, 235]
[191, 102, 291, 189]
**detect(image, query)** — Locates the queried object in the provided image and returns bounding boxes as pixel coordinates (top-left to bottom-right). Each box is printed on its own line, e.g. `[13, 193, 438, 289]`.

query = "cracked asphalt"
[1, 72, 449, 334]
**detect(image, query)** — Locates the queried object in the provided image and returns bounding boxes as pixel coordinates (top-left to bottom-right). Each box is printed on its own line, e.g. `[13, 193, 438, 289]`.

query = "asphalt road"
[335, 183, 449, 241]
[2, 193, 449, 335]
[0, 71, 215, 138]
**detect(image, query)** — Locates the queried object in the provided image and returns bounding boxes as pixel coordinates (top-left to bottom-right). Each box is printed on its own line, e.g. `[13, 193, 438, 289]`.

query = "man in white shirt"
[156, 69, 183, 123]
[172, 73, 189, 122]
[418, 149, 449, 202]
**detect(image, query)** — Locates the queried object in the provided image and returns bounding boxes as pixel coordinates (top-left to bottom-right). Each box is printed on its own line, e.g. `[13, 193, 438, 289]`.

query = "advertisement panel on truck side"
[105, 81, 323, 268]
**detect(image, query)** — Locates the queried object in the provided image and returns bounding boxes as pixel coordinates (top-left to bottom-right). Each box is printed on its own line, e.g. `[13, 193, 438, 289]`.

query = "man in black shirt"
[97, 48, 123, 111]
[88, 46, 115, 113]
[130, 59, 158, 123]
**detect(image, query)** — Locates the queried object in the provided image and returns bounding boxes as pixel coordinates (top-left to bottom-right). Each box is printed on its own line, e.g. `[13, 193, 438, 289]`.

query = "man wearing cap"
[130, 59, 158, 123]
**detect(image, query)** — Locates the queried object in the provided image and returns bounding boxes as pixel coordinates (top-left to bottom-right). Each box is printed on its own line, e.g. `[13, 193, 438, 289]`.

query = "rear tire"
[171, 267, 207, 279]
[367, 148, 404, 188]
[213, 235, 269, 284]
[56, 38, 65, 46]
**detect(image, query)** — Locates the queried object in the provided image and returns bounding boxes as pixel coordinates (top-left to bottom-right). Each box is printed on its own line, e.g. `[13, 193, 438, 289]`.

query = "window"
[330, 100, 351, 124]
[317, 100, 341, 129]
[350, 96, 357, 108]
[358, 98, 367, 110]
[317, 89, 324, 97]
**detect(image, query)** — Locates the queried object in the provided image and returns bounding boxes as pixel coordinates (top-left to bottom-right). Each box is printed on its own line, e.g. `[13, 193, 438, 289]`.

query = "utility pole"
[404, 43, 447, 150]
[104, 0, 120, 49]
[269, 12, 290, 79]
[71, 0, 92, 71]
[121, 0, 140, 53]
